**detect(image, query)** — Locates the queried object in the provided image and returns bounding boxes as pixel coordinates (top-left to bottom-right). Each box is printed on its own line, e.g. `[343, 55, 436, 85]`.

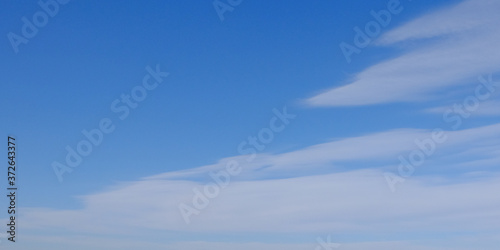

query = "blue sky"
[1, 0, 500, 249]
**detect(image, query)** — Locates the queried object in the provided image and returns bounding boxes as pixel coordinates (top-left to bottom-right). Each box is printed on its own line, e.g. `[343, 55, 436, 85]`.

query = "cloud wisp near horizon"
[17, 120, 500, 249]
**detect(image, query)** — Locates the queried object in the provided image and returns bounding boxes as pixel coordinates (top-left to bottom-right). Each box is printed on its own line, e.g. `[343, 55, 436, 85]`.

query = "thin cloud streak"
[306, 0, 500, 107]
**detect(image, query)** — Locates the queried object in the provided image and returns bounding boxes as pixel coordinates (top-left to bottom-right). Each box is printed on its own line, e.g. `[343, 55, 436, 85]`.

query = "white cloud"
[12, 123, 500, 249]
[14, 169, 500, 249]
[306, 0, 500, 107]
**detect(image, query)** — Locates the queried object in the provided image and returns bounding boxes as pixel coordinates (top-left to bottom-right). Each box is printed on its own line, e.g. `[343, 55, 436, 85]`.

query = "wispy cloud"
[14, 122, 500, 248]
[7, 1, 500, 249]
[306, 0, 500, 107]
